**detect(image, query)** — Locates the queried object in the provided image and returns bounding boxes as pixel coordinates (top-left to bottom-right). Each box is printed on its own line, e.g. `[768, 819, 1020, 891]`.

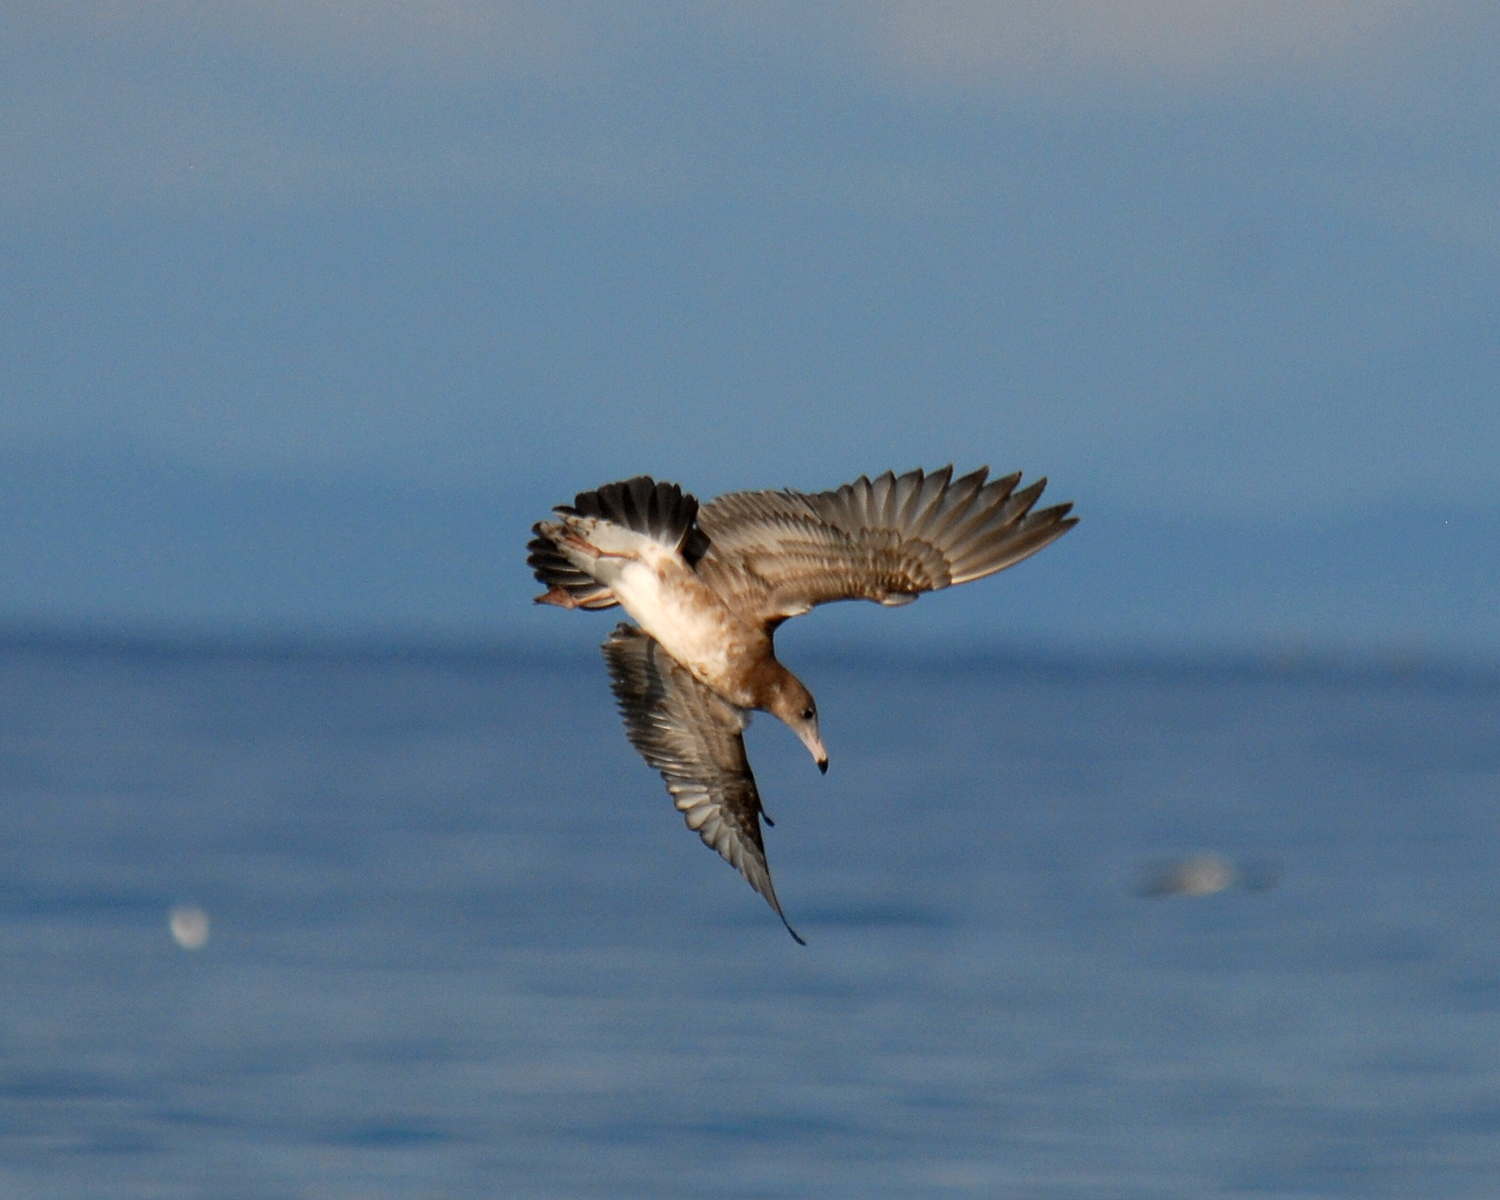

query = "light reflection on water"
[0, 640, 1497, 1197]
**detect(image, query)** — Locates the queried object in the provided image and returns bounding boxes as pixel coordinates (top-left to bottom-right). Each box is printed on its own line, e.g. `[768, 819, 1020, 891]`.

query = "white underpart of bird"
[552, 517, 746, 692]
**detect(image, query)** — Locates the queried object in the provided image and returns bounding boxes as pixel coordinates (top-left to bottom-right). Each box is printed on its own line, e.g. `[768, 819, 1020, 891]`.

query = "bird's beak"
[796, 726, 829, 774]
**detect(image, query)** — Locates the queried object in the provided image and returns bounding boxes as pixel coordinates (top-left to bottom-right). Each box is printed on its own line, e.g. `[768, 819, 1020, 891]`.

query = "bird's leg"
[534, 584, 580, 608]
[559, 530, 631, 559]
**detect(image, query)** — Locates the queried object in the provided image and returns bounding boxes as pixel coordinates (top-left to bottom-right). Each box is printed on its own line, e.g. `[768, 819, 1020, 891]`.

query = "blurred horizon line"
[0, 619, 1491, 684]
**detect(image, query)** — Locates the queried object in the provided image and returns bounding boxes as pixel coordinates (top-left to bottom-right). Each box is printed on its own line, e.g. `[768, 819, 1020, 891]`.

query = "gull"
[528, 466, 1076, 941]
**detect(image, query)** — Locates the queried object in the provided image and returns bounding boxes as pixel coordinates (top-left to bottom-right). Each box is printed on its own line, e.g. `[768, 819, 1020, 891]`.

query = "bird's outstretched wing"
[693, 465, 1076, 628]
[601, 624, 803, 944]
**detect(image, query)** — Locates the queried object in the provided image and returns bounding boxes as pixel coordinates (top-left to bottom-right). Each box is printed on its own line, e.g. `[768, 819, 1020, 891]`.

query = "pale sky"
[2, 3, 1497, 647]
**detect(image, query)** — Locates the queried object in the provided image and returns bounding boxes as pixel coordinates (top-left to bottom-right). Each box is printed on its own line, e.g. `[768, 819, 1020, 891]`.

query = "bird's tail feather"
[528, 476, 708, 608]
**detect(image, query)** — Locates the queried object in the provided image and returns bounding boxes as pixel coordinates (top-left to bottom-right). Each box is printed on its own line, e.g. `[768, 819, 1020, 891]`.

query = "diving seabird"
[529, 466, 1076, 942]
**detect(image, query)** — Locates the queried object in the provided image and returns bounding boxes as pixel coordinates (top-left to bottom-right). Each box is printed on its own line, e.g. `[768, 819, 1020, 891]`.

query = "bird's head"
[766, 671, 828, 773]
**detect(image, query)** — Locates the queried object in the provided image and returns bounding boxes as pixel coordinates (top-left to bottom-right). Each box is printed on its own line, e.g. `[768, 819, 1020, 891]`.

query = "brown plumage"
[603, 624, 803, 944]
[529, 466, 1077, 940]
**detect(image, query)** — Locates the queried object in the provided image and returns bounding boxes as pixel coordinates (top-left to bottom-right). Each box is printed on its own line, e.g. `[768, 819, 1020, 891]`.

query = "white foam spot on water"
[1139, 853, 1237, 897]
[169, 904, 210, 950]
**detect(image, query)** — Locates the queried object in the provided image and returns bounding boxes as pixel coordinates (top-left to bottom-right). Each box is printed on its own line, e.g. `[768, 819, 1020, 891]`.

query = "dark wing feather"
[601, 624, 803, 944]
[695, 465, 1076, 626]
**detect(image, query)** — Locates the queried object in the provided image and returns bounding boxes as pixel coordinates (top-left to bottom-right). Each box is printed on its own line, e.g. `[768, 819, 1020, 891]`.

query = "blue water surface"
[0, 637, 1497, 1198]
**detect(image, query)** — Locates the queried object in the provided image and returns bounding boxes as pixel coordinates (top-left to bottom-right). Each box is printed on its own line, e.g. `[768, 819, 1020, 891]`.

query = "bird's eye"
[801, 707, 815, 721]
